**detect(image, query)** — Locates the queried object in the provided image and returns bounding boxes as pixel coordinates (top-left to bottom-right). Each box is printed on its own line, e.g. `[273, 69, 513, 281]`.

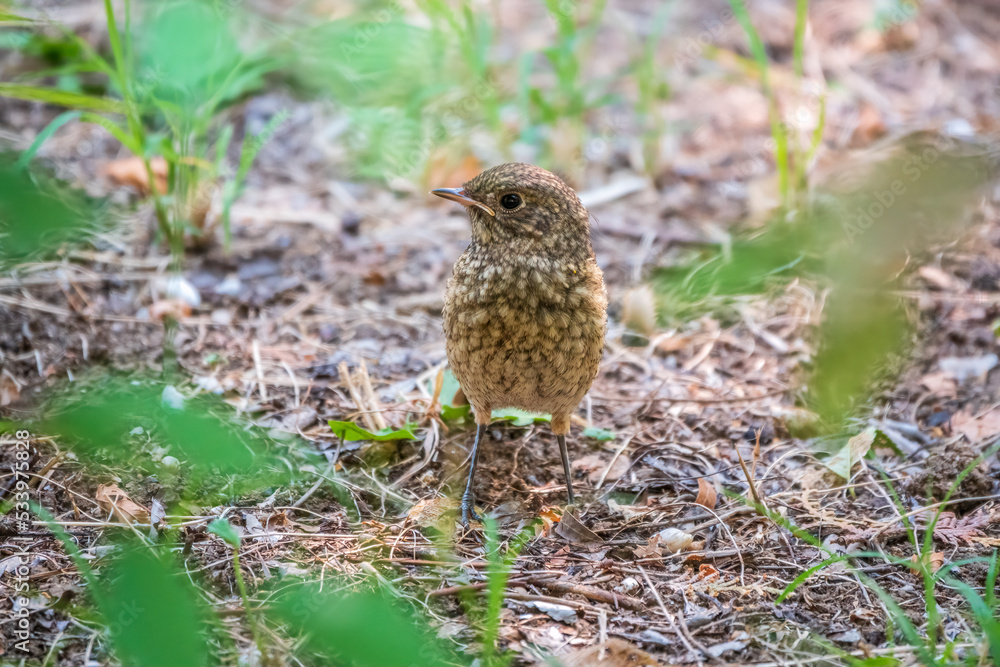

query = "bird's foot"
[460, 495, 482, 527]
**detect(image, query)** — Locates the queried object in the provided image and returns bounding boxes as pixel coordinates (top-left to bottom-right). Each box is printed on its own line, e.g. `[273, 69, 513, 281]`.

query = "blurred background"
[1, 1, 1000, 666]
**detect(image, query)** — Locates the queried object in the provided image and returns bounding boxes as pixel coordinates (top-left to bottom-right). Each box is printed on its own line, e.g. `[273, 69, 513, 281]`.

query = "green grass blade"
[0, 83, 125, 113]
[15, 110, 82, 169]
[793, 0, 808, 78]
[775, 554, 849, 603]
[986, 551, 998, 609]
[78, 112, 140, 153]
[103, 0, 126, 80]
[0, 10, 32, 21]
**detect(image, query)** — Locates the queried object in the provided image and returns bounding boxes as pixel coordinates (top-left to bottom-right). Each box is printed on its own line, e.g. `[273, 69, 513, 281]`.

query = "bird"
[432, 163, 608, 526]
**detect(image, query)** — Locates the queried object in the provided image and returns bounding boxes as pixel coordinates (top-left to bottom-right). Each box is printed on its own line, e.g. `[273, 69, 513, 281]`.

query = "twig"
[252, 340, 268, 402]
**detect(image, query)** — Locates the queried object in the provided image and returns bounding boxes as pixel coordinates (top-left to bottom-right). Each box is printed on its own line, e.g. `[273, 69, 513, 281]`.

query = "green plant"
[1, 0, 280, 259]
[728, 0, 825, 210]
[765, 437, 1000, 665]
[0, 152, 102, 265]
[457, 518, 535, 666]
[633, 3, 674, 175]
[209, 518, 270, 665]
[654, 141, 990, 427]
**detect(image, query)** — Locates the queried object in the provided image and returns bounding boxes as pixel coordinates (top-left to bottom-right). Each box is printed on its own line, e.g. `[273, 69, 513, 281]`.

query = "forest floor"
[2, 1, 1000, 665]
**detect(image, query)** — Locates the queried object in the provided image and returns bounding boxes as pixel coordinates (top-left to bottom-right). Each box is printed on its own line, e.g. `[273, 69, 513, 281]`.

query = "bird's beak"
[431, 187, 495, 217]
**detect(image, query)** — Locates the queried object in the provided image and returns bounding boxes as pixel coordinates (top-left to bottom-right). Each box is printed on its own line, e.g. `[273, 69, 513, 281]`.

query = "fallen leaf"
[547, 638, 662, 667]
[536, 507, 561, 536]
[918, 370, 957, 397]
[149, 498, 166, 528]
[523, 600, 578, 624]
[634, 535, 662, 560]
[824, 427, 876, 480]
[554, 510, 603, 544]
[95, 483, 150, 524]
[103, 155, 168, 196]
[0, 555, 24, 576]
[573, 453, 630, 483]
[952, 409, 1000, 443]
[695, 478, 718, 510]
[149, 299, 192, 321]
[654, 332, 691, 354]
[706, 634, 750, 658]
[909, 551, 944, 575]
[406, 496, 459, 529]
[0, 371, 20, 406]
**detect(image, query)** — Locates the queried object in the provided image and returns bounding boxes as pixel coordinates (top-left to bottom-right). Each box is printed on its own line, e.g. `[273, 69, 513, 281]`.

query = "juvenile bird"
[433, 163, 608, 526]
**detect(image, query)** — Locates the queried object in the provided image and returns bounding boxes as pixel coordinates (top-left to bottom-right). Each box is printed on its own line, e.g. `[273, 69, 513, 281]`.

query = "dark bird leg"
[557, 434, 576, 505]
[461, 423, 487, 526]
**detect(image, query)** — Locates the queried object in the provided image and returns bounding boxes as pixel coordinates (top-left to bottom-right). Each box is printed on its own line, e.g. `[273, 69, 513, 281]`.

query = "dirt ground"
[2, 1, 1000, 665]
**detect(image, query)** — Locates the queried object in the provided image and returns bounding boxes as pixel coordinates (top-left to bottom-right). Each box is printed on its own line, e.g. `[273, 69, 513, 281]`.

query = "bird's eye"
[500, 193, 522, 210]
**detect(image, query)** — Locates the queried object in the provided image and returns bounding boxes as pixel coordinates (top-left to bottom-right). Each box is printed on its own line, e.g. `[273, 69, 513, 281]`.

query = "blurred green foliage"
[98, 545, 214, 667]
[0, 153, 101, 264]
[270, 581, 457, 667]
[41, 377, 300, 501]
[655, 138, 993, 427]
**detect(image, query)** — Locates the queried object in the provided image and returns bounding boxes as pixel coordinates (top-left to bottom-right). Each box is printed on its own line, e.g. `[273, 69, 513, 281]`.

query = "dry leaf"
[695, 478, 718, 510]
[951, 409, 1000, 443]
[150, 498, 166, 527]
[95, 483, 150, 524]
[554, 510, 603, 544]
[653, 332, 691, 354]
[548, 639, 662, 667]
[850, 104, 887, 146]
[634, 534, 662, 560]
[149, 299, 193, 321]
[909, 551, 944, 575]
[918, 370, 957, 397]
[536, 507, 561, 536]
[825, 427, 876, 480]
[406, 496, 459, 529]
[0, 370, 20, 406]
[606, 498, 646, 521]
[103, 156, 168, 196]
[573, 453, 631, 484]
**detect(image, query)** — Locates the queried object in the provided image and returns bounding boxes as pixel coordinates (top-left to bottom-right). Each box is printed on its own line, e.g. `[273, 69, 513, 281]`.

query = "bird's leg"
[461, 423, 487, 526]
[557, 434, 575, 505]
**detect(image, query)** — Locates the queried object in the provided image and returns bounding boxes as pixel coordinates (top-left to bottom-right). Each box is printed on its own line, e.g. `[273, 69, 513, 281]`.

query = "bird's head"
[432, 163, 592, 249]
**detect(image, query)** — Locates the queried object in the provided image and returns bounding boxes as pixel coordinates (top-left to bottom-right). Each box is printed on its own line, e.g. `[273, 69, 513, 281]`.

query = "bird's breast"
[443, 248, 607, 412]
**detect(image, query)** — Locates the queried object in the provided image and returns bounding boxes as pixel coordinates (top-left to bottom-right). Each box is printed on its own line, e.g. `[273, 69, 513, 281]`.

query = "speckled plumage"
[441, 163, 608, 435]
